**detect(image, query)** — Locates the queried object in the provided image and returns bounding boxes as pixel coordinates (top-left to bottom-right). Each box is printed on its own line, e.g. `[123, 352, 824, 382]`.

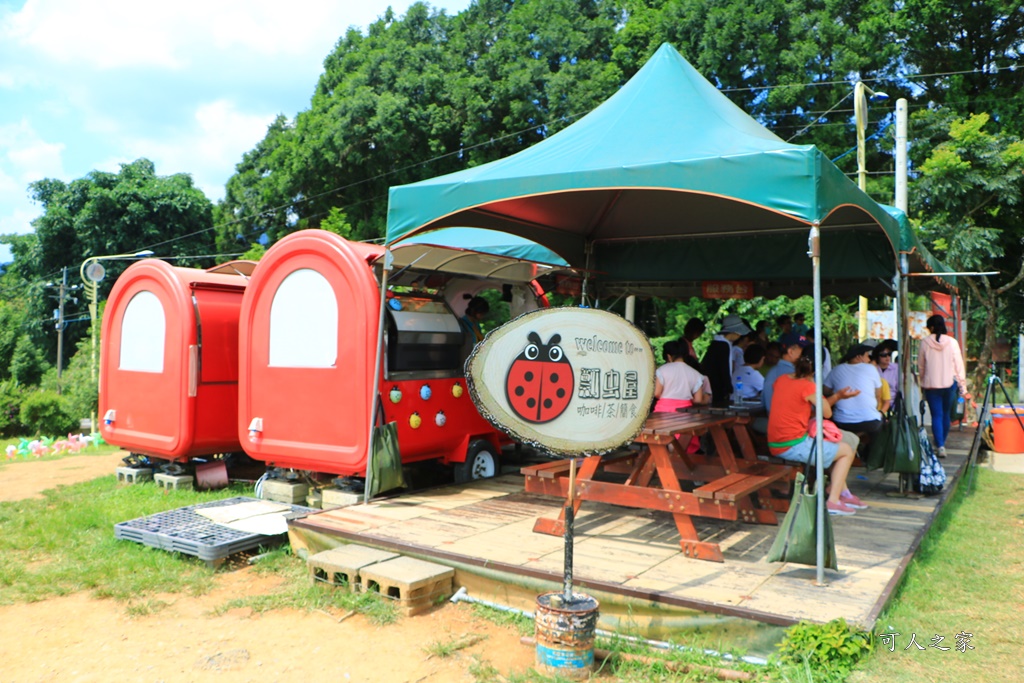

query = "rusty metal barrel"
[534, 591, 600, 679]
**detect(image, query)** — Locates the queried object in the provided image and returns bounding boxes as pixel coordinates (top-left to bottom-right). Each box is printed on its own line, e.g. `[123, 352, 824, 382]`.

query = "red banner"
[702, 281, 754, 300]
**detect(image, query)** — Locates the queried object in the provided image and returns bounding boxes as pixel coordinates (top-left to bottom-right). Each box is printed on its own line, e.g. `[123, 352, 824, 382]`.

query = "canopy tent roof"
[383, 227, 572, 283]
[881, 205, 958, 293]
[386, 43, 951, 298]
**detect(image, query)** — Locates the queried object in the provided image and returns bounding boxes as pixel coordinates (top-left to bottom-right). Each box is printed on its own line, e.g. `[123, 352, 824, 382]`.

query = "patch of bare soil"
[0, 455, 537, 682]
[0, 450, 127, 502]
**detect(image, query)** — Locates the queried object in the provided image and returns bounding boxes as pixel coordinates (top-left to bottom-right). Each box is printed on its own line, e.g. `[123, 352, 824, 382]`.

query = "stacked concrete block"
[307, 545, 399, 590]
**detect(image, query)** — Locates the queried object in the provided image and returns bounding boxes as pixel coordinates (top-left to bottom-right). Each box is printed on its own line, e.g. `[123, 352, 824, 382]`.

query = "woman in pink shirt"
[918, 315, 969, 457]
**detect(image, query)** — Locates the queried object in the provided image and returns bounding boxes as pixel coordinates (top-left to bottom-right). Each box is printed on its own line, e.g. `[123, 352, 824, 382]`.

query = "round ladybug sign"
[466, 307, 655, 456]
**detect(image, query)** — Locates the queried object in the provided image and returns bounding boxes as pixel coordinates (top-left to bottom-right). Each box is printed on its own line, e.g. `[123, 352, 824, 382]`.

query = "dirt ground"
[0, 455, 537, 683]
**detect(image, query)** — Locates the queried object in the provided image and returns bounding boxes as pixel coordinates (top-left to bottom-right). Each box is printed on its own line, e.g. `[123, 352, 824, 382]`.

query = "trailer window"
[269, 268, 337, 368]
[119, 290, 165, 373]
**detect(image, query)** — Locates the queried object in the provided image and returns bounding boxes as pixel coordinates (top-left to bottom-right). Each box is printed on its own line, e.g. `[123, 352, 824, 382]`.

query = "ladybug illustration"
[505, 332, 573, 423]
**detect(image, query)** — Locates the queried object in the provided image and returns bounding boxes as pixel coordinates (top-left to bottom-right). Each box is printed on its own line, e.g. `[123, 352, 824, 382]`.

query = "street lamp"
[79, 249, 155, 431]
[854, 81, 890, 191]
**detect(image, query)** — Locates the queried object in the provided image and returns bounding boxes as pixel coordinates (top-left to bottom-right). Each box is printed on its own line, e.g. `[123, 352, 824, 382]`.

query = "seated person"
[653, 340, 706, 412]
[735, 344, 766, 399]
[751, 333, 807, 433]
[823, 344, 884, 436]
[873, 343, 899, 400]
[758, 341, 783, 377]
[654, 340, 706, 454]
[767, 345, 866, 515]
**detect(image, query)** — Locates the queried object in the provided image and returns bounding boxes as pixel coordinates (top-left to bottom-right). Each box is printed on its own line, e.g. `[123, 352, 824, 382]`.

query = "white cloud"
[2, 0, 419, 70]
[0, 120, 64, 234]
[121, 99, 277, 200]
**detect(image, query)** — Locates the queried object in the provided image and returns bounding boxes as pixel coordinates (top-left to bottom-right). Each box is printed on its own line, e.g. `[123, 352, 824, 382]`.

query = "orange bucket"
[991, 407, 1024, 454]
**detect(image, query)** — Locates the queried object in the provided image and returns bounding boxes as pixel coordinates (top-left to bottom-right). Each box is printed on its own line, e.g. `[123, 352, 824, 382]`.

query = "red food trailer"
[238, 229, 561, 481]
[99, 259, 251, 461]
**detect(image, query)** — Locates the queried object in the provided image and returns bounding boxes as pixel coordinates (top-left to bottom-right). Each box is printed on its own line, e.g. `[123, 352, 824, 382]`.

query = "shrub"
[0, 380, 25, 436]
[776, 618, 873, 675]
[19, 390, 75, 436]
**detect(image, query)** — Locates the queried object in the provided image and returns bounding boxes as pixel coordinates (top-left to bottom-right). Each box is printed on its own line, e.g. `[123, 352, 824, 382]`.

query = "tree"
[9, 158, 216, 363]
[909, 108, 1024, 386]
[897, 0, 1024, 135]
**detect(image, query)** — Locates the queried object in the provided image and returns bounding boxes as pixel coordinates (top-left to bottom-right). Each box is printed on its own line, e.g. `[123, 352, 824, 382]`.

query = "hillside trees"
[909, 109, 1024, 382]
[7, 158, 215, 361]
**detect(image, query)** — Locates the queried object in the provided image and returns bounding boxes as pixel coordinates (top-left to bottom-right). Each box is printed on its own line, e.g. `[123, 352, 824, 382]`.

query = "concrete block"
[154, 473, 194, 491]
[307, 545, 400, 590]
[261, 479, 308, 504]
[116, 467, 153, 485]
[358, 556, 454, 616]
[321, 487, 362, 509]
[306, 489, 323, 509]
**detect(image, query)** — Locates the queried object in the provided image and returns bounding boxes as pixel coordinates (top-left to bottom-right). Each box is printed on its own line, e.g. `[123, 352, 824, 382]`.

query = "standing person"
[680, 317, 706, 366]
[767, 345, 865, 515]
[918, 315, 969, 457]
[701, 314, 751, 407]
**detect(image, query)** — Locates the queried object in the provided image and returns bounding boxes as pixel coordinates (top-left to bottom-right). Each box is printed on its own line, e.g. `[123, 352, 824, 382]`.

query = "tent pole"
[366, 248, 394, 504]
[809, 224, 826, 585]
[895, 98, 911, 402]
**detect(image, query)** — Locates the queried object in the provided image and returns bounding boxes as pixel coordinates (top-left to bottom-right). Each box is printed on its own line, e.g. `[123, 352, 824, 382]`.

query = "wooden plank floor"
[293, 432, 975, 629]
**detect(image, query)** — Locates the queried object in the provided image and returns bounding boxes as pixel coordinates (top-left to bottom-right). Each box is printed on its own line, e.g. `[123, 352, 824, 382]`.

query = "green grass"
[0, 435, 122, 467]
[848, 467, 1024, 683]
[467, 467, 1024, 682]
[214, 545, 400, 625]
[0, 477, 248, 605]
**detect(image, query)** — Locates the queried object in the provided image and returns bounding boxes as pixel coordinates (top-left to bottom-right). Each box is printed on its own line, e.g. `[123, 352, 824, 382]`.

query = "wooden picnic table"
[521, 411, 792, 562]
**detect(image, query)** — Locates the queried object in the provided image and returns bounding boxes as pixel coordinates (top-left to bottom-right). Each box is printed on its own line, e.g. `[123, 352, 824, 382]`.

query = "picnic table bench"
[521, 411, 792, 562]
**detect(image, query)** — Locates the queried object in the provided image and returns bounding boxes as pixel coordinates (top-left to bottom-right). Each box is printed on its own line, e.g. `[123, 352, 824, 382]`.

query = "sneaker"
[937, 446, 947, 458]
[827, 500, 857, 516]
[840, 490, 868, 509]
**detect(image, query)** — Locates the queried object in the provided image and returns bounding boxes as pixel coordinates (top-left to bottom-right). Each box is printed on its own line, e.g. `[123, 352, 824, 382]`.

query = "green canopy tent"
[383, 44, 953, 581]
[386, 43, 915, 299]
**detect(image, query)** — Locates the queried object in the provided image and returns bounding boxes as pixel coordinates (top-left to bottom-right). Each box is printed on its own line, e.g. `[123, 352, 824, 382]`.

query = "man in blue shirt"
[752, 332, 809, 433]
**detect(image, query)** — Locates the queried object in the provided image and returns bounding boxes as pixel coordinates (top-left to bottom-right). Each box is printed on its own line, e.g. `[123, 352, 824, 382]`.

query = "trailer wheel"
[454, 441, 500, 483]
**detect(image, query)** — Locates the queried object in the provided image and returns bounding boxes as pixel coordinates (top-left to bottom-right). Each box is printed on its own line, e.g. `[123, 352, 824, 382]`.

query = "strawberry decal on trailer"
[505, 331, 573, 423]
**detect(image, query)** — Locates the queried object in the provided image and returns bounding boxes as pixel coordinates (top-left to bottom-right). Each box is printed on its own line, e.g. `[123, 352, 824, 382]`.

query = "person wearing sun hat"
[700, 314, 751, 408]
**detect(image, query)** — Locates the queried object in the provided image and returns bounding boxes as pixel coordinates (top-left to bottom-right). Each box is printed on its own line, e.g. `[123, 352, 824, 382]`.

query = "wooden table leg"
[649, 444, 725, 562]
[533, 455, 601, 536]
[707, 425, 734, 473]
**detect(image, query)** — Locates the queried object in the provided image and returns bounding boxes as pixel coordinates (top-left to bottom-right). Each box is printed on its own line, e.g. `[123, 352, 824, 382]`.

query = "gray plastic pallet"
[114, 496, 314, 563]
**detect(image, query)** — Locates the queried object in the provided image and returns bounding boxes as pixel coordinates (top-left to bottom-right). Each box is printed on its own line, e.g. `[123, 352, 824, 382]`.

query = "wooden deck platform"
[289, 432, 975, 639]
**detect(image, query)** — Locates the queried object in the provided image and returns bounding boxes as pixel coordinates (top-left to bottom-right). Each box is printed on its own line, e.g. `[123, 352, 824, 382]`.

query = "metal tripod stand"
[965, 363, 1024, 493]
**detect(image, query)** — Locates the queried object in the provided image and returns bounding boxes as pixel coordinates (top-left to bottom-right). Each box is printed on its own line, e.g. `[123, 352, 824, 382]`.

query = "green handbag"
[767, 471, 838, 570]
[368, 402, 406, 497]
[883, 395, 922, 475]
[865, 415, 894, 471]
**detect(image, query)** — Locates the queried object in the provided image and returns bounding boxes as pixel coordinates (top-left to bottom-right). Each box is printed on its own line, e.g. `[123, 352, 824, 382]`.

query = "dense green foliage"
[19, 390, 75, 436]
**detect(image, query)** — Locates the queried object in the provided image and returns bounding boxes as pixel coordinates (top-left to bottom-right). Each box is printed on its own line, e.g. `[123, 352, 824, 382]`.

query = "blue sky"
[0, 0, 471, 264]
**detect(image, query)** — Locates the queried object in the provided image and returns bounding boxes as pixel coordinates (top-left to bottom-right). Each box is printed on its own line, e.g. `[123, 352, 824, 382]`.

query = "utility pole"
[56, 267, 67, 394]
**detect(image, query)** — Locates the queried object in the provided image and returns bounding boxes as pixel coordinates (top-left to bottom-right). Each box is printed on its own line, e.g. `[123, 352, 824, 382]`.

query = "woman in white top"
[654, 340, 707, 455]
[654, 340, 706, 412]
